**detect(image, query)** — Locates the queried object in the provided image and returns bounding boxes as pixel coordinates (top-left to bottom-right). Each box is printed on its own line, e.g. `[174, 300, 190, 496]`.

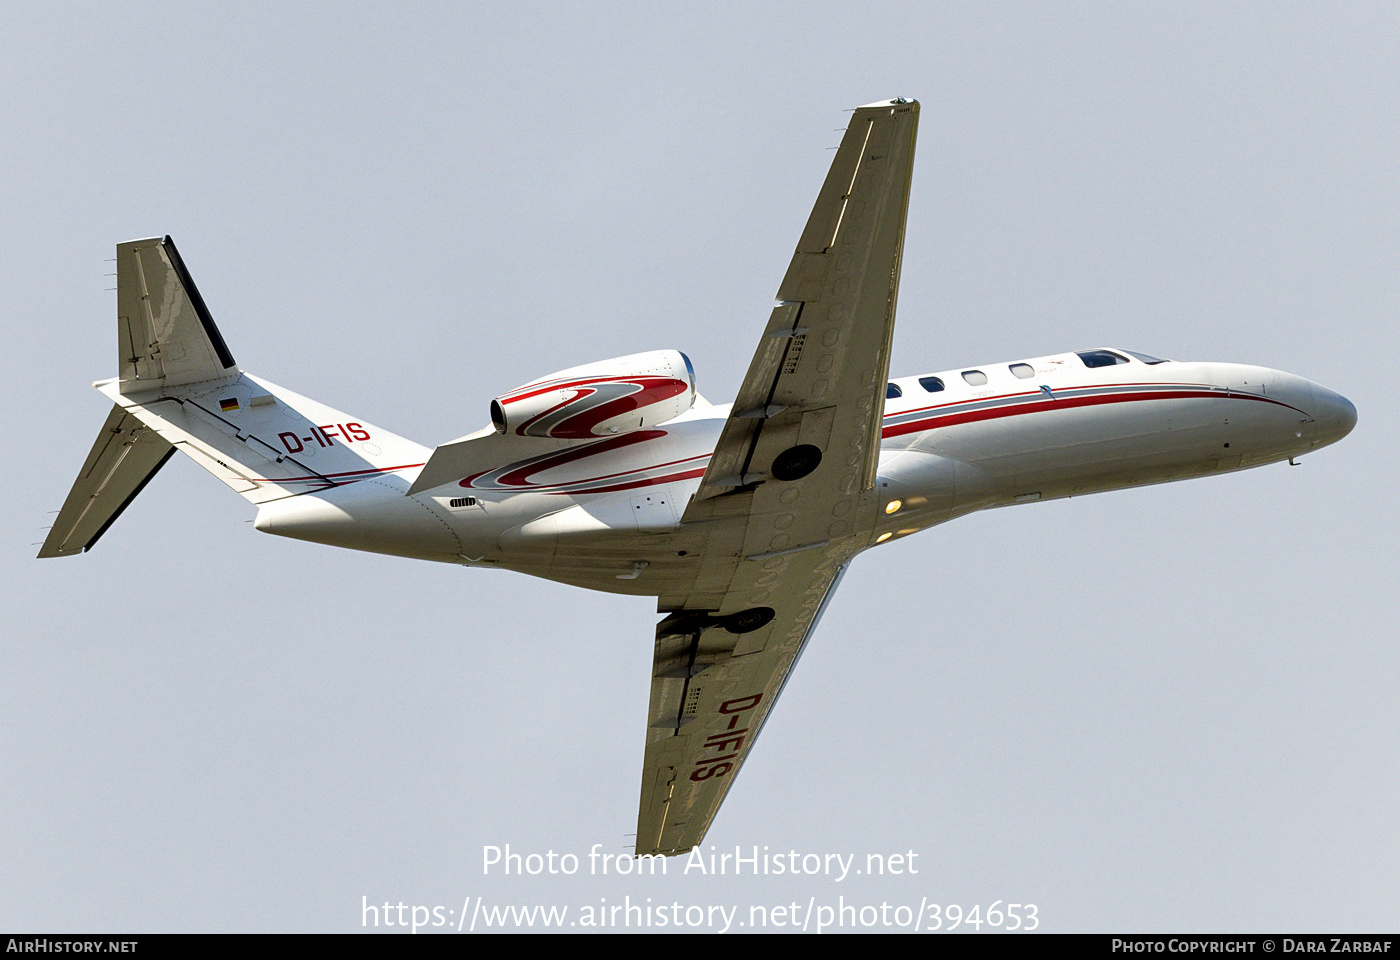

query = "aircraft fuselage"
[253, 347, 1356, 595]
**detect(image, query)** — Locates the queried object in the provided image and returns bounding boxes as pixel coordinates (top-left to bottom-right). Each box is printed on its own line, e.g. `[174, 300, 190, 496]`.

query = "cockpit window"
[919, 376, 945, 393]
[1122, 350, 1169, 364]
[886, 382, 903, 399]
[1009, 362, 1035, 379]
[962, 370, 988, 386]
[1076, 350, 1129, 368]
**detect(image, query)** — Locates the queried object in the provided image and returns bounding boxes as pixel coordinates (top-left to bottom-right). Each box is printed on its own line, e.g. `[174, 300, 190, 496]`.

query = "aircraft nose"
[1309, 383, 1357, 446]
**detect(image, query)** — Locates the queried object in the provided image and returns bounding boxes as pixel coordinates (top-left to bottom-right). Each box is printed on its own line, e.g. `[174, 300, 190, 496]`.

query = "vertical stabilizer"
[117, 236, 238, 392]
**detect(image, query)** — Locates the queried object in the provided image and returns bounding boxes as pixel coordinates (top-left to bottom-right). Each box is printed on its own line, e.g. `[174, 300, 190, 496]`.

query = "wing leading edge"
[635, 99, 919, 855]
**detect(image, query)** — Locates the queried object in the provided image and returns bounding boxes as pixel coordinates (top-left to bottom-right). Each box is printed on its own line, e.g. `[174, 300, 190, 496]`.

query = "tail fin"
[117, 236, 239, 390]
[40, 237, 429, 557]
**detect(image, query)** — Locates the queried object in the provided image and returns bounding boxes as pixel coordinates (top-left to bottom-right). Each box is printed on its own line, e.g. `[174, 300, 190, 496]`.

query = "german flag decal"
[219, 398, 239, 412]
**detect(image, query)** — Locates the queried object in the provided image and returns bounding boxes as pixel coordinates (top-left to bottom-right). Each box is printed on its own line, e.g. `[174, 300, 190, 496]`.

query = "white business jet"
[40, 99, 1355, 857]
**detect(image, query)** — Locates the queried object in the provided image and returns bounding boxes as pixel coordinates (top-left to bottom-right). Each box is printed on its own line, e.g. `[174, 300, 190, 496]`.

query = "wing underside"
[635, 99, 919, 856]
[637, 551, 853, 855]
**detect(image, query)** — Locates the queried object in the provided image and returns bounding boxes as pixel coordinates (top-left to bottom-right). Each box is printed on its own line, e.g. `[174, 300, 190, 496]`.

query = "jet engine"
[490, 350, 697, 439]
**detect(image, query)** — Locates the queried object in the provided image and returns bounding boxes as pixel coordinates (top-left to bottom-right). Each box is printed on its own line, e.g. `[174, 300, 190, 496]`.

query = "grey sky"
[3, 1, 1395, 932]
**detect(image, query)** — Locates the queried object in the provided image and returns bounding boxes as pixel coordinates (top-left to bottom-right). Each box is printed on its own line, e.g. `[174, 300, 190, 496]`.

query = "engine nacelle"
[490, 350, 696, 439]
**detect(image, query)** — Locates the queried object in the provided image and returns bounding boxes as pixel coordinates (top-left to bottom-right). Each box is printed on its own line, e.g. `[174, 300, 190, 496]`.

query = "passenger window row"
[901, 350, 1166, 397]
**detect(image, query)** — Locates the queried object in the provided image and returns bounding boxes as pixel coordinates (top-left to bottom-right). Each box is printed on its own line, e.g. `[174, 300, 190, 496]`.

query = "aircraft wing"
[635, 99, 919, 856]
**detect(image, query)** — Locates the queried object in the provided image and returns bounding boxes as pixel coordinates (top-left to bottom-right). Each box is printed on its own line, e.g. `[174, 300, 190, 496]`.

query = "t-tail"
[39, 237, 429, 558]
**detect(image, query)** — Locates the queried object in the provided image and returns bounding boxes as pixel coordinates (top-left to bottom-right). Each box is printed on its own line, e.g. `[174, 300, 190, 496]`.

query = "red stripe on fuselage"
[514, 377, 689, 438]
[500, 374, 648, 403]
[881, 388, 1302, 439]
[549, 467, 709, 495]
[253, 462, 426, 484]
[464, 430, 670, 488]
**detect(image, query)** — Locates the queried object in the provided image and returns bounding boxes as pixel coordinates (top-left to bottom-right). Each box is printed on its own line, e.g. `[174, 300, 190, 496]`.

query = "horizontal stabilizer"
[38, 405, 175, 557]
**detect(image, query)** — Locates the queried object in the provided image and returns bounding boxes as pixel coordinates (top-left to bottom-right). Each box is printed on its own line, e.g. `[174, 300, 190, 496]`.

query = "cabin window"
[962, 370, 988, 386]
[1009, 363, 1035, 379]
[1123, 350, 1169, 364]
[1076, 350, 1129, 368]
[886, 382, 903, 399]
[919, 376, 945, 393]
